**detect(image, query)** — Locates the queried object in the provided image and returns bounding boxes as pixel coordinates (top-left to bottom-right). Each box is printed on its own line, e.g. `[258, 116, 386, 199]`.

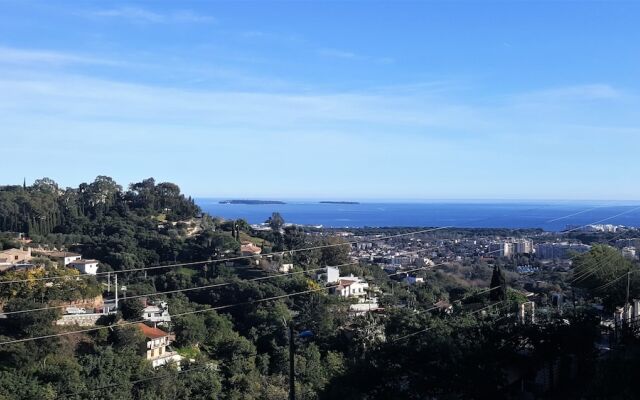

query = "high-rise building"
[489, 239, 533, 257]
[534, 242, 591, 259]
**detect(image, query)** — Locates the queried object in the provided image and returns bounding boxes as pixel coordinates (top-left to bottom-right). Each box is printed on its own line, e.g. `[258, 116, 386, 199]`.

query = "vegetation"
[0, 178, 637, 399]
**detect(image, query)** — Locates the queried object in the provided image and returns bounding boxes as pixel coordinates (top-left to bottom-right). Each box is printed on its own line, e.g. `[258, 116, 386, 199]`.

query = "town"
[1, 180, 639, 399]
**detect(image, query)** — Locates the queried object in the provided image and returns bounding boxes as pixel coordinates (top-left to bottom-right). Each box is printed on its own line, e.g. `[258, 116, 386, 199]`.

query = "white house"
[349, 297, 380, 315]
[137, 323, 183, 369]
[69, 259, 99, 275]
[142, 301, 172, 325]
[319, 266, 341, 284]
[47, 251, 82, 266]
[334, 276, 369, 298]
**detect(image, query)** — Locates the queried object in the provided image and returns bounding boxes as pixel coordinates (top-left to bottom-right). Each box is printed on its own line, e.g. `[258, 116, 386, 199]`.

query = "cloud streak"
[1, 46, 638, 199]
[0, 46, 119, 66]
[85, 7, 214, 24]
[317, 48, 394, 64]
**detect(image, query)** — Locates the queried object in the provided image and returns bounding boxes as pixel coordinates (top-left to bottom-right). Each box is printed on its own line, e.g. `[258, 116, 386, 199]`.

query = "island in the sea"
[319, 201, 360, 205]
[219, 199, 287, 205]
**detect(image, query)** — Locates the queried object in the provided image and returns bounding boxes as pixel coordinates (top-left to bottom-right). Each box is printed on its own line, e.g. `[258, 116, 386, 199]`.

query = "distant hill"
[219, 200, 286, 205]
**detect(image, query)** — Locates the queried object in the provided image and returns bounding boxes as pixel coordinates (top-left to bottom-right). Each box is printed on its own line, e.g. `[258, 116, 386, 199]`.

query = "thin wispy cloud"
[0, 46, 119, 66]
[1, 59, 635, 140]
[318, 48, 360, 60]
[0, 38, 637, 199]
[238, 30, 303, 44]
[86, 7, 214, 24]
[523, 84, 623, 101]
[317, 47, 394, 64]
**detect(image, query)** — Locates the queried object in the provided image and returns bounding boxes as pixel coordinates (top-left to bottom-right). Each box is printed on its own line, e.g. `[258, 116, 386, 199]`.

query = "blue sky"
[0, 1, 639, 200]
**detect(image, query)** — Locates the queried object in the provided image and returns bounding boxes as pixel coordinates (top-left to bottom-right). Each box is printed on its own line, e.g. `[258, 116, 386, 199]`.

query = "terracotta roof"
[136, 323, 168, 339]
[0, 248, 29, 255]
[240, 243, 262, 255]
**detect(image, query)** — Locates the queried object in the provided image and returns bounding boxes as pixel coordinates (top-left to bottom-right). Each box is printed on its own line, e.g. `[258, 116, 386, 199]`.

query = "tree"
[573, 244, 636, 309]
[3, 298, 61, 337]
[32, 178, 59, 194]
[266, 212, 285, 232]
[175, 314, 207, 347]
[489, 265, 507, 301]
[320, 237, 350, 266]
[120, 299, 145, 320]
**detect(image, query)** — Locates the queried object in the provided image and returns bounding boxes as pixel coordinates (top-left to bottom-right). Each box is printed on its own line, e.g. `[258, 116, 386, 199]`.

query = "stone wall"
[56, 313, 105, 327]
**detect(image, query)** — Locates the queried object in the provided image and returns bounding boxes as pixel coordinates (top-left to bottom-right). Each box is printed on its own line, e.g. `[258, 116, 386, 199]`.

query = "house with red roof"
[136, 323, 183, 368]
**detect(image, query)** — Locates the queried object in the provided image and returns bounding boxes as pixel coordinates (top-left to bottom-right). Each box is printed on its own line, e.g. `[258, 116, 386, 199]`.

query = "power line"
[563, 206, 640, 234]
[571, 251, 621, 284]
[6, 203, 630, 287]
[56, 296, 506, 397]
[594, 269, 638, 292]
[0, 263, 356, 316]
[57, 363, 214, 399]
[546, 204, 613, 223]
[0, 226, 450, 286]
[570, 229, 635, 284]
[3, 203, 634, 321]
[1, 207, 637, 396]
[1, 247, 502, 317]
[0, 284, 342, 346]
[16, 205, 630, 392]
[391, 301, 506, 343]
[58, 296, 507, 396]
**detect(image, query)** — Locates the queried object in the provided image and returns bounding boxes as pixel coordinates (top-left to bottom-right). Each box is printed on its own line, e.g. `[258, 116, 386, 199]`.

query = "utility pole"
[107, 272, 111, 294]
[114, 274, 119, 310]
[289, 323, 295, 400]
[626, 270, 631, 306]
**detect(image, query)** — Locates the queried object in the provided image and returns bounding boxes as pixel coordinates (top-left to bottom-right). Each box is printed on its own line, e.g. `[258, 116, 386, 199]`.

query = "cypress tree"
[490, 265, 507, 301]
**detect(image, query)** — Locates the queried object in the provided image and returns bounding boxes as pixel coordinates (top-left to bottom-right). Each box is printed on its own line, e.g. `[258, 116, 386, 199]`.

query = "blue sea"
[196, 199, 640, 231]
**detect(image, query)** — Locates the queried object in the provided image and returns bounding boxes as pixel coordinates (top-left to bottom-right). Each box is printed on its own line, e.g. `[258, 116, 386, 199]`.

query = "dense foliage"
[0, 178, 637, 399]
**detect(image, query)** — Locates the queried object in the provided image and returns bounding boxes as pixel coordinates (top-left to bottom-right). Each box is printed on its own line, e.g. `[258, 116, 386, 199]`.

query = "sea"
[196, 199, 640, 232]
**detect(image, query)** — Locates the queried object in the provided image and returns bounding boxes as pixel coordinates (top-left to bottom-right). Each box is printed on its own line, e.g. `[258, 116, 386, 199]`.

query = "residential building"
[535, 242, 591, 259]
[616, 238, 640, 249]
[319, 266, 340, 284]
[489, 239, 534, 258]
[349, 297, 380, 315]
[136, 323, 183, 369]
[280, 263, 293, 273]
[333, 276, 369, 298]
[354, 242, 373, 251]
[45, 251, 82, 266]
[240, 242, 262, 256]
[69, 259, 99, 275]
[142, 301, 171, 325]
[514, 239, 534, 255]
[489, 242, 514, 258]
[622, 247, 637, 260]
[0, 247, 32, 266]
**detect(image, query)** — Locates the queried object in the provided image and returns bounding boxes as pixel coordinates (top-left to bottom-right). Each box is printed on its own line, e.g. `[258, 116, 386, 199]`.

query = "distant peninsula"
[319, 201, 360, 205]
[219, 200, 286, 205]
